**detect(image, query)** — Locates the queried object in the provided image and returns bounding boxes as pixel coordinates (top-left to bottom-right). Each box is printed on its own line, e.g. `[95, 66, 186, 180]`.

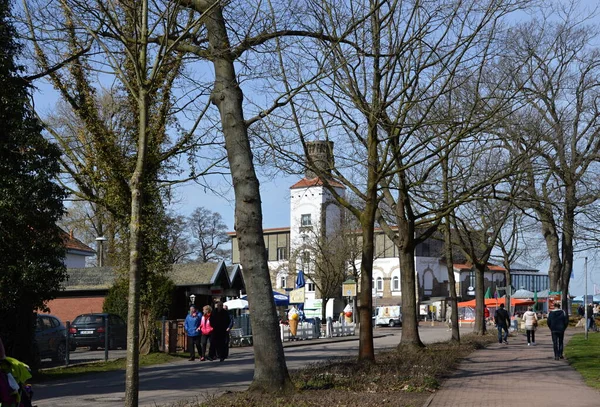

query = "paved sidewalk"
[425, 329, 600, 407]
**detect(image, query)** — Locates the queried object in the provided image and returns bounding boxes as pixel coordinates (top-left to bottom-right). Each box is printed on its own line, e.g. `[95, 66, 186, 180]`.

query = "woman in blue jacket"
[184, 305, 201, 361]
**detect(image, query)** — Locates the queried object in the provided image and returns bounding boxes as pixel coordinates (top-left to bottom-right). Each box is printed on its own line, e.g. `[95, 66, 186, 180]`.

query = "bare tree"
[188, 206, 231, 263]
[502, 3, 600, 310]
[295, 212, 353, 320]
[165, 212, 193, 264]
[267, 0, 531, 349]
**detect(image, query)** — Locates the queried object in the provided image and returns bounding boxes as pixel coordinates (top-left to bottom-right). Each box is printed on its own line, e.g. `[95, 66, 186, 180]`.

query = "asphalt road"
[35, 326, 450, 407]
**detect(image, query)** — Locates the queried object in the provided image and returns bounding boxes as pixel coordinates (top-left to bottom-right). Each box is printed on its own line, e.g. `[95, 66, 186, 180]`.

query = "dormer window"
[301, 214, 312, 227]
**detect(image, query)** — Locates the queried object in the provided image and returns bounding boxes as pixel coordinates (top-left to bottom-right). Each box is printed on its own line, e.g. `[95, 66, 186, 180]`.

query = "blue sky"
[29, 1, 600, 296]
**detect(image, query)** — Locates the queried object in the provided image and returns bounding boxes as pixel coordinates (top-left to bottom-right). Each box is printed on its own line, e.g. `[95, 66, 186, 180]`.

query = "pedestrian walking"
[547, 301, 568, 360]
[586, 303, 595, 331]
[522, 306, 538, 346]
[184, 305, 201, 361]
[199, 305, 214, 361]
[209, 301, 231, 362]
[223, 305, 234, 359]
[494, 303, 510, 344]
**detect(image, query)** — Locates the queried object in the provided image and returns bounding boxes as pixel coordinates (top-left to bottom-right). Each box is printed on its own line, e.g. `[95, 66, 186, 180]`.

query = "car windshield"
[73, 315, 104, 324]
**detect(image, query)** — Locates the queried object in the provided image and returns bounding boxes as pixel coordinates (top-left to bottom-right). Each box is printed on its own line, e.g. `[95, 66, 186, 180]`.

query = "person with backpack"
[494, 303, 510, 344]
[547, 301, 569, 360]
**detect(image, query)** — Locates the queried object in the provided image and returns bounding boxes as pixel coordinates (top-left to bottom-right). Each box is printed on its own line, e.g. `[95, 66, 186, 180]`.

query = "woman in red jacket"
[199, 305, 214, 361]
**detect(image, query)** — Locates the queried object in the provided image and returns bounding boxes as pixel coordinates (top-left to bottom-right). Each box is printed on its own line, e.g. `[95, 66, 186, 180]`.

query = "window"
[376, 277, 383, 291]
[302, 251, 310, 266]
[307, 283, 315, 292]
[277, 247, 287, 261]
[301, 214, 312, 227]
[392, 276, 399, 291]
[280, 276, 287, 289]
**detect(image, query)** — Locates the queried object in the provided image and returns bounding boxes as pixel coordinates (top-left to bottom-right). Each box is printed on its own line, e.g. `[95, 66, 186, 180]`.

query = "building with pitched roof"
[44, 261, 244, 323]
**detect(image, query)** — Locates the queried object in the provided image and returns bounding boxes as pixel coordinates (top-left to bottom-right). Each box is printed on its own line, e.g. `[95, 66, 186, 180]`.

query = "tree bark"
[443, 218, 460, 343]
[473, 263, 486, 335]
[396, 215, 423, 348]
[124, 1, 149, 403]
[203, 4, 293, 393]
[124, 86, 147, 407]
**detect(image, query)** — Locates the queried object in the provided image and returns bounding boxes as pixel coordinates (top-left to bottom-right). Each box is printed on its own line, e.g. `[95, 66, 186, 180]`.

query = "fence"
[280, 320, 356, 341]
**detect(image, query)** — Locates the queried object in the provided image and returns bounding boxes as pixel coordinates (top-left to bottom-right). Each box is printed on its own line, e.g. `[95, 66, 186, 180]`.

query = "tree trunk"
[357, 219, 375, 361]
[473, 264, 486, 335]
[396, 219, 423, 348]
[355, 119, 380, 362]
[124, 129, 145, 406]
[124, 1, 149, 400]
[138, 311, 152, 355]
[443, 218, 460, 343]
[203, 4, 293, 393]
[539, 212, 561, 291]
[560, 192, 576, 314]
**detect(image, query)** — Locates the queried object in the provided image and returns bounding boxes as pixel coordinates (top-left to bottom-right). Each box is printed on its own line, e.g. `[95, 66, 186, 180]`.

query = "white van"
[374, 305, 402, 327]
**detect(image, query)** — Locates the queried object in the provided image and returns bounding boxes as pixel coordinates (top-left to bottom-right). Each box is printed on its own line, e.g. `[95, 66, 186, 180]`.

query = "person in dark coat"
[209, 302, 231, 362]
[547, 301, 568, 360]
[494, 303, 510, 344]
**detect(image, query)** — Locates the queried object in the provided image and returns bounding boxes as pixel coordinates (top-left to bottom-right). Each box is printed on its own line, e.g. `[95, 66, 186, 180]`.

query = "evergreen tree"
[0, 0, 66, 366]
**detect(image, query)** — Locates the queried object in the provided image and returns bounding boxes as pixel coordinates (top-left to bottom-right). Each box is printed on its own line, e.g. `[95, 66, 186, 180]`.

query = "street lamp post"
[95, 236, 107, 267]
[189, 294, 196, 307]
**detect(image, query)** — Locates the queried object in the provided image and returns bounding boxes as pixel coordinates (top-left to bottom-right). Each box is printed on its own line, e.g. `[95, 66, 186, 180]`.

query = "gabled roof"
[61, 230, 95, 255]
[290, 177, 345, 189]
[62, 261, 244, 292]
[170, 262, 219, 286]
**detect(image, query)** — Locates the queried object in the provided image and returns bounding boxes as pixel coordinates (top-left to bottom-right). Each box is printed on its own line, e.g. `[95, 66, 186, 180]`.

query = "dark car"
[69, 313, 127, 350]
[35, 314, 67, 362]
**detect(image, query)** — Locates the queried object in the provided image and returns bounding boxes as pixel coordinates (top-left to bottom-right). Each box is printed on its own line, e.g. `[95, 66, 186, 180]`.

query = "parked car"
[35, 314, 67, 362]
[69, 313, 127, 351]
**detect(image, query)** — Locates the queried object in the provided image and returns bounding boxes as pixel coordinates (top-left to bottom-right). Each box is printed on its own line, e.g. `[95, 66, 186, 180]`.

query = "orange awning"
[458, 298, 534, 307]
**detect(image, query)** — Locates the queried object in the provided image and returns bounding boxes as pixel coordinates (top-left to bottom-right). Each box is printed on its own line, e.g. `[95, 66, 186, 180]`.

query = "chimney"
[305, 141, 334, 179]
[69, 230, 74, 239]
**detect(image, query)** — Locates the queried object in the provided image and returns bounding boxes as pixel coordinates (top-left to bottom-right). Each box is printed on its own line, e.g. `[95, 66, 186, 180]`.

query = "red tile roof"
[290, 177, 346, 189]
[62, 231, 95, 254]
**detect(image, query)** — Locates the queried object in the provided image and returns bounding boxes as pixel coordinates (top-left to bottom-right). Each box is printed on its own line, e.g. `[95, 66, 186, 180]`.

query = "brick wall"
[43, 296, 106, 323]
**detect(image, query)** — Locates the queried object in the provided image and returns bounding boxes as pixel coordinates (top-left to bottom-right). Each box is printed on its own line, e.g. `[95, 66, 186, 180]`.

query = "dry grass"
[170, 333, 496, 407]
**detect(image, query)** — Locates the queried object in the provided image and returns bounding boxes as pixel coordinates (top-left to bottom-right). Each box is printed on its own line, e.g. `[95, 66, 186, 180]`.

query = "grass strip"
[33, 352, 189, 382]
[565, 332, 600, 390]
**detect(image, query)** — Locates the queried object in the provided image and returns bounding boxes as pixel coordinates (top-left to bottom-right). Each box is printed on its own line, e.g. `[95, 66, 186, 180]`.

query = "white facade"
[287, 180, 345, 306]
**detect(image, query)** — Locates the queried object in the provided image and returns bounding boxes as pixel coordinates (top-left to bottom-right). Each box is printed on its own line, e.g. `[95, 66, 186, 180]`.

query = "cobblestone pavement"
[425, 329, 600, 407]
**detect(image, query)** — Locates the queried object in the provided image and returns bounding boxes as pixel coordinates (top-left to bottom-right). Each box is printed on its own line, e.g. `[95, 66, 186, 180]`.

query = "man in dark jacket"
[494, 303, 510, 344]
[209, 302, 231, 362]
[547, 302, 568, 360]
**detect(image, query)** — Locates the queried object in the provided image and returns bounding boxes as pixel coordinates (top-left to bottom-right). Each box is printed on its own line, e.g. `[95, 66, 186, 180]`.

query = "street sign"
[342, 280, 357, 297]
[289, 288, 305, 304]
